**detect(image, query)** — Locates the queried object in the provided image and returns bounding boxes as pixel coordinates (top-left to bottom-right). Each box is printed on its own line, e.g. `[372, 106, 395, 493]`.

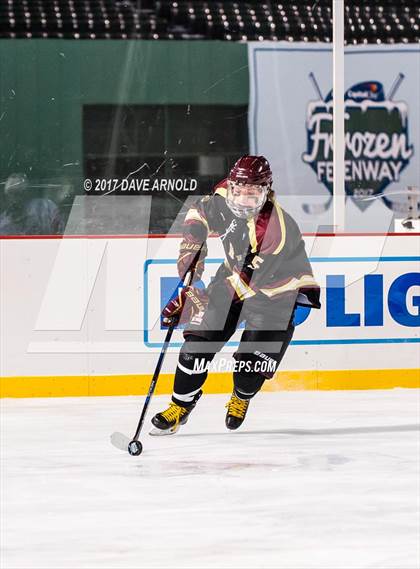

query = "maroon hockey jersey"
[178, 180, 320, 309]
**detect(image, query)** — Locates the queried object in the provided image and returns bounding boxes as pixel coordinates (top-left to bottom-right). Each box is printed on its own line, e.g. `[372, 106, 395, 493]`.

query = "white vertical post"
[333, 0, 345, 232]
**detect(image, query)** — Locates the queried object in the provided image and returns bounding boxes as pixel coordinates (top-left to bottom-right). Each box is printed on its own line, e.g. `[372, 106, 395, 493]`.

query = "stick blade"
[110, 431, 131, 452]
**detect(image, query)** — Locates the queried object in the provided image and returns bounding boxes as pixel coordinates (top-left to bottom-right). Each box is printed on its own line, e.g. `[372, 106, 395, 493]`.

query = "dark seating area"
[0, 1, 419, 43]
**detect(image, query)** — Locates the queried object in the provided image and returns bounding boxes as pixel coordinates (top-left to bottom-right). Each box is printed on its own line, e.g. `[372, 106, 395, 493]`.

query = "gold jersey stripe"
[247, 217, 258, 253]
[260, 274, 318, 298]
[215, 186, 227, 198]
[184, 208, 209, 230]
[272, 199, 287, 255]
[226, 272, 256, 300]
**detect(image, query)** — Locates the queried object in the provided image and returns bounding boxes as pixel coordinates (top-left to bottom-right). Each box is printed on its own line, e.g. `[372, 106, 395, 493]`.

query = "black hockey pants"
[171, 280, 297, 405]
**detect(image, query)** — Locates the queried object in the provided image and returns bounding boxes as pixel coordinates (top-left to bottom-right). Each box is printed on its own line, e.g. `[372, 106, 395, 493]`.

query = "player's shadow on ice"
[179, 424, 420, 437]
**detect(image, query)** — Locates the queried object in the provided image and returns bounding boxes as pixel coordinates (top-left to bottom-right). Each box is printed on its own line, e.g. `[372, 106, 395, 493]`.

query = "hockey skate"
[225, 391, 250, 430]
[150, 390, 202, 436]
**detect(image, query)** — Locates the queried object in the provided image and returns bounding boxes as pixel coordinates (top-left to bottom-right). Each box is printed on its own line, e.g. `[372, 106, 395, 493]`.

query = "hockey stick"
[111, 320, 179, 456]
[111, 254, 200, 456]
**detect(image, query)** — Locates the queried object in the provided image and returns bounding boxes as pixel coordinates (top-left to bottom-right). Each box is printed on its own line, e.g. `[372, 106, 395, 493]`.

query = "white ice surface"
[1, 390, 419, 569]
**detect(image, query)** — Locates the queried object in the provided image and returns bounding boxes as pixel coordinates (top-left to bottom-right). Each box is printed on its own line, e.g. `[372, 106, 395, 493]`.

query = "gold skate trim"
[1, 369, 419, 398]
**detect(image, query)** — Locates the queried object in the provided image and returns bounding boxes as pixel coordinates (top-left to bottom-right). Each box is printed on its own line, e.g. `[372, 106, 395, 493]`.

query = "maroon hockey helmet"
[228, 155, 273, 186]
[226, 155, 272, 218]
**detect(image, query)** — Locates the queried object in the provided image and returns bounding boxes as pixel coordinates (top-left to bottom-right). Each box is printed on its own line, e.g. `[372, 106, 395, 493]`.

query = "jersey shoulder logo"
[220, 219, 238, 242]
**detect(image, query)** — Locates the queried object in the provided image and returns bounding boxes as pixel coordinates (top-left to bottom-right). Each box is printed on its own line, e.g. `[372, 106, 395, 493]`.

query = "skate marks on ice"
[131, 454, 356, 477]
[3, 393, 420, 569]
[110, 434, 357, 476]
[110, 431, 311, 475]
[177, 423, 420, 438]
[133, 458, 288, 477]
[139, 422, 419, 476]
[110, 428, 357, 475]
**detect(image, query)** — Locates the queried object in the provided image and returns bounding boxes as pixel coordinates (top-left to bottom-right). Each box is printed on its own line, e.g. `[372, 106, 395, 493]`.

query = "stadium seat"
[0, 0, 419, 43]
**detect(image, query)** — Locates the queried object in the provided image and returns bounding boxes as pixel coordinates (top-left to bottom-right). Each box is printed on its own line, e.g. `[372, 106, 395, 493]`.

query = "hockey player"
[151, 155, 320, 434]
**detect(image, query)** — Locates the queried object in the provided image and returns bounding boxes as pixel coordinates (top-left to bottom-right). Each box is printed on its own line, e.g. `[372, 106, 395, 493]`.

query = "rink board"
[1, 234, 419, 397]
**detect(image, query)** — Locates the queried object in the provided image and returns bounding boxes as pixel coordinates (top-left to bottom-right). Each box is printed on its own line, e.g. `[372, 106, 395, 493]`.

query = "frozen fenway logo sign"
[302, 74, 414, 211]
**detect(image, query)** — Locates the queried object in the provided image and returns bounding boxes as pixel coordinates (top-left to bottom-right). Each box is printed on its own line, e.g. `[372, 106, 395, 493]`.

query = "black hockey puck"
[128, 440, 143, 456]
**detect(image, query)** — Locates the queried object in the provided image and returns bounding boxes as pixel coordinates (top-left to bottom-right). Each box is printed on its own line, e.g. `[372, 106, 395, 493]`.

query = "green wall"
[0, 40, 249, 187]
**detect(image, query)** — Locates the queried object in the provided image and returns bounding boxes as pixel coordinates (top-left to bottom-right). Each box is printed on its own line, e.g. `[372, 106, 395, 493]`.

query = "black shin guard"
[233, 372, 265, 400]
[172, 335, 216, 406]
[232, 322, 295, 400]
